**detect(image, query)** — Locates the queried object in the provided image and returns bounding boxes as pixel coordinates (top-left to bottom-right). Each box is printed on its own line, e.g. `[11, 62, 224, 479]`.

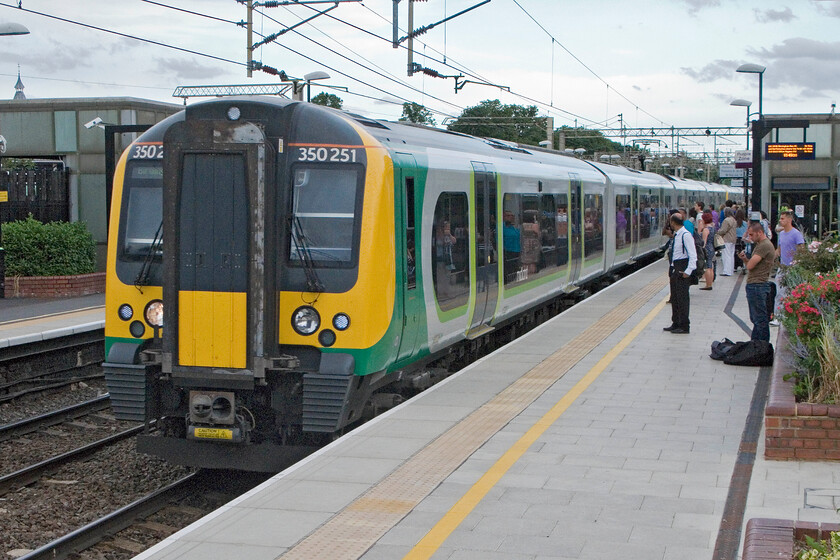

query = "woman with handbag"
[700, 211, 717, 290]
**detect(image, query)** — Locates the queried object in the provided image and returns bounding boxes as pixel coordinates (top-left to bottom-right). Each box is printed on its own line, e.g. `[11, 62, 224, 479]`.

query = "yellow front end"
[278, 122, 396, 353]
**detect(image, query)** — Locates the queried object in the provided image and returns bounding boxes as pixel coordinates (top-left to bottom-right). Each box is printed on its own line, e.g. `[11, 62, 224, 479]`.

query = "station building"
[0, 89, 180, 267]
[758, 112, 840, 237]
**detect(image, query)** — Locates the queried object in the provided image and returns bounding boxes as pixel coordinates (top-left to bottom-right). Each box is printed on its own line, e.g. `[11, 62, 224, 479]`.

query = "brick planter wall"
[742, 518, 840, 560]
[3, 272, 105, 298]
[765, 328, 840, 460]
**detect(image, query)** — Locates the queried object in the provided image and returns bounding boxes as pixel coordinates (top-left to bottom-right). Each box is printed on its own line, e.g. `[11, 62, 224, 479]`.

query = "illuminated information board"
[765, 142, 816, 160]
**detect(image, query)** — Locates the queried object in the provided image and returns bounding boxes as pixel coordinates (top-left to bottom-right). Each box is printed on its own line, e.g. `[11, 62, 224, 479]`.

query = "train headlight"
[292, 306, 320, 335]
[227, 106, 241, 121]
[144, 300, 164, 327]
[332, 313, 350, 331]
[118, 304, 133, 321]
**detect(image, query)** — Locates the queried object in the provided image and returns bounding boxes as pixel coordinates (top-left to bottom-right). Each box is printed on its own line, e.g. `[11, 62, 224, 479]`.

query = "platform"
[133, 261, 839, 560]
[0, 293, 104, 349]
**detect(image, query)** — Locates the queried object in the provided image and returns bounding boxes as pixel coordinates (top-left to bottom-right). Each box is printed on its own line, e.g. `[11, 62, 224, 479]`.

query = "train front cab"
[105, 100, 402, 471]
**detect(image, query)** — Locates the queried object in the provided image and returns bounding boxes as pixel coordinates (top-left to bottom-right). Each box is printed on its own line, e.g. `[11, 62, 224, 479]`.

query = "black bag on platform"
[710, 338, 736, 360]
[723, 340, 774, 366]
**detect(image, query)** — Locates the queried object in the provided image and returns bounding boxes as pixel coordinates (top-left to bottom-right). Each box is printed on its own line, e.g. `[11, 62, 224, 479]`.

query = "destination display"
[765, 142, 816, 160]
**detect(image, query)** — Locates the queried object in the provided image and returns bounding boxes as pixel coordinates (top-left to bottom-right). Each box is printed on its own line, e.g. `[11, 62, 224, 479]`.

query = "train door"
[395, 153, 420, 361]
[467, 163, 499, 336]
[568, 174, 583, 284]
[162, 120, 270, 372]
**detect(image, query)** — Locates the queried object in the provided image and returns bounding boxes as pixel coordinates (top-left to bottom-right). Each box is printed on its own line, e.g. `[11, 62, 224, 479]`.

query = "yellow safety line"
[0, 306, 104, 328]
[404, 296, 668, 560]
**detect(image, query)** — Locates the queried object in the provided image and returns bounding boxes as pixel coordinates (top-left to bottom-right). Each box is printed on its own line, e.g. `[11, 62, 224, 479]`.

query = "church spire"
[13, 65, 25, 100]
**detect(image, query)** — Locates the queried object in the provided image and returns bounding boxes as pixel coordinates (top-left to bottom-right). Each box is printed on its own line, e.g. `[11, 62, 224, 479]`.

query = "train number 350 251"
[297, 147, 358, 163]
[132, 144, 164, 160]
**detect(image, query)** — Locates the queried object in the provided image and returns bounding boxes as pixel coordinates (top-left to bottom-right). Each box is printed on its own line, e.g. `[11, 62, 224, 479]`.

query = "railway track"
[17, 470, 271, 560]
[0, 423, 144, 496]
[0, 394, 111, 441]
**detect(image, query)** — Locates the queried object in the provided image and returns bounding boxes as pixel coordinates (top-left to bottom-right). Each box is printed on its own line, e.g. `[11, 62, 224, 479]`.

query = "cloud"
[812, 0, 840, 17]
[681, 60, 741, 82]
[682, 0, 721, 14]
[0, 40, 95, 74]
[747, 37, 840, 60]
[754, 7, 796, 22]
[745, 38, 840, 95]
[153, 57, 226, 81]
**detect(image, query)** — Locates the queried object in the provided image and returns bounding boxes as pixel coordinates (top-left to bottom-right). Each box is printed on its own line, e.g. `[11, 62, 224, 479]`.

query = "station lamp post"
[304, 71, 330, 102]
[0, 22, 30, 298]
[736, 63, 766, 212]
[730, 98, 755, 205]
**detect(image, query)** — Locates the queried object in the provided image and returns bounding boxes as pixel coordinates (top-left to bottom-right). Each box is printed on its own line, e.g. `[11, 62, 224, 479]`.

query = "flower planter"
[743, 518, 840, 559]
[3, 272, 105, 298]
[765, 328, 840, 460]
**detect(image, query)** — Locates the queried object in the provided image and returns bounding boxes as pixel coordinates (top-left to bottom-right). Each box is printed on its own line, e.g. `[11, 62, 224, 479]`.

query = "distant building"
[13, 69, 24, 100]
[759, 113, 840, 237]
[0, 96, 181, 267]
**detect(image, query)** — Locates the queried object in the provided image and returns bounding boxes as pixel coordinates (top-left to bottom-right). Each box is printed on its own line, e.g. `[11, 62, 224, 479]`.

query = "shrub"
[1, 216, 96, 276]
[799, 531, 840, 559]
[779, 235, 840, 403]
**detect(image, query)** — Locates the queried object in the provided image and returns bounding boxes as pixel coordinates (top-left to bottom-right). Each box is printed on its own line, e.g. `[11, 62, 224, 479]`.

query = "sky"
[0, 0, 836, 157]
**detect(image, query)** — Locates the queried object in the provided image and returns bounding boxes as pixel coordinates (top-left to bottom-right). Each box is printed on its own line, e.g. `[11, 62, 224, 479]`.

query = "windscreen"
[121, 160, 163, 259]
[289, 165, 362, 266]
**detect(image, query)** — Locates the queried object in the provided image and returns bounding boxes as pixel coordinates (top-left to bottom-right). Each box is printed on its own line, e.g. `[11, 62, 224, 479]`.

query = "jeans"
[746, 282, 772, 342]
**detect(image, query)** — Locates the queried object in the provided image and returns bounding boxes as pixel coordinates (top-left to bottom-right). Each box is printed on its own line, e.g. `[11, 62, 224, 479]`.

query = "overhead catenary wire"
[0, 1, 246, 68]
[510, 0, 667, 126]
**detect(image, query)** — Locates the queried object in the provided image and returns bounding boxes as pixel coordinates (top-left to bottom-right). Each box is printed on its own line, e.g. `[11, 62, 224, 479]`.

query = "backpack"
[723, 340, 774, 366]
[710, 338, 736, 360]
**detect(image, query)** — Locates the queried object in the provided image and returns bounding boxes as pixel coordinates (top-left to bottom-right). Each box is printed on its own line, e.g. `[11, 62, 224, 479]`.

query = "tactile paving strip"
[280, 276, 668, 560]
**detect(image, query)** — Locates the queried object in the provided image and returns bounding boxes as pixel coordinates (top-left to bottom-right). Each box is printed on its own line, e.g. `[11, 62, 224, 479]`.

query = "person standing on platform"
[717, 207, 737, 276]
[699, 211, 716, 290]
[739, 222, 775, 342]
[772, 206, 805, 326]
[664, 213, 696, 334]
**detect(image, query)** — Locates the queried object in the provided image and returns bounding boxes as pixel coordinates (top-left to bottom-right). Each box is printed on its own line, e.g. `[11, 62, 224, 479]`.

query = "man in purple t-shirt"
[772, 207, 805, 325]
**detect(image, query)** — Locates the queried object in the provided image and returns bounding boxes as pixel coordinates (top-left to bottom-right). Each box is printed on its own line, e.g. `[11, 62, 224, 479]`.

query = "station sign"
[719, 163, 742, 178]
[734, 150, 752, 169]
[765, 142, 815, 160]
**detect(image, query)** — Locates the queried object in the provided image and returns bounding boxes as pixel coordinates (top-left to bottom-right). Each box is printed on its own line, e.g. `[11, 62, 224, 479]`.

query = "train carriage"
[103, 97, 726, 471]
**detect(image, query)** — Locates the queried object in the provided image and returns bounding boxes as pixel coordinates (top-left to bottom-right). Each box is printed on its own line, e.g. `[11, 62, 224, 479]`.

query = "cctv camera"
[84, 117, 104, 129]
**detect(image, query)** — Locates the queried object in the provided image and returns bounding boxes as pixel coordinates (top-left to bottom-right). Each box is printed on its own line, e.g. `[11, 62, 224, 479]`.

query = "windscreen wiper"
[291, 216, 324, 293]
[134, 220, 163, 292]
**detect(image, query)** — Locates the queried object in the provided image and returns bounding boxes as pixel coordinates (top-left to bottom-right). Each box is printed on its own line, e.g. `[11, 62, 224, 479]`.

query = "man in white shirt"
[663, 213, 697, 334]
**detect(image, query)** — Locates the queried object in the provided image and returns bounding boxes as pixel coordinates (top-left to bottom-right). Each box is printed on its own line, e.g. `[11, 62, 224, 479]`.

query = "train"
[103, 96, 738, 471]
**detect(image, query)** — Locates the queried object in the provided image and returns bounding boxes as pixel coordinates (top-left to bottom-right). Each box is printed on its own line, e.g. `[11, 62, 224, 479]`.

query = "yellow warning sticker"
[193, 427, 233, 440]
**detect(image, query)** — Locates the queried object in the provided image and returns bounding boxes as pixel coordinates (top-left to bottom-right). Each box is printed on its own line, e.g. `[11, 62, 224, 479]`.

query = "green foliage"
[399, 102, 436, 126]
[1, 216, 96, 276]
[2, 158, 36, 170]
[311, 92, 343, 109]
[799, 531, 840, 559]
[447, 99, 546, 146]
[559, 126, 623, 153]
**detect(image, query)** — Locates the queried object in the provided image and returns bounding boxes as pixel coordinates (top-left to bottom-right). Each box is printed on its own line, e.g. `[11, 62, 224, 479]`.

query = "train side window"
[639, 193, 651, 239]
[405, 177, 416, 289]
[583, 193, 603, 257]
[432, 192, 469, 312]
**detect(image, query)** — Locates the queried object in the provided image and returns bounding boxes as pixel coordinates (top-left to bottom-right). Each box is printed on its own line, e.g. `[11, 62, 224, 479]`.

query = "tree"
[399, 102, 436, 126]
[558, 126, 623, 153]
[447, 99, 546, 145]
[311, 92, 343, 109]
